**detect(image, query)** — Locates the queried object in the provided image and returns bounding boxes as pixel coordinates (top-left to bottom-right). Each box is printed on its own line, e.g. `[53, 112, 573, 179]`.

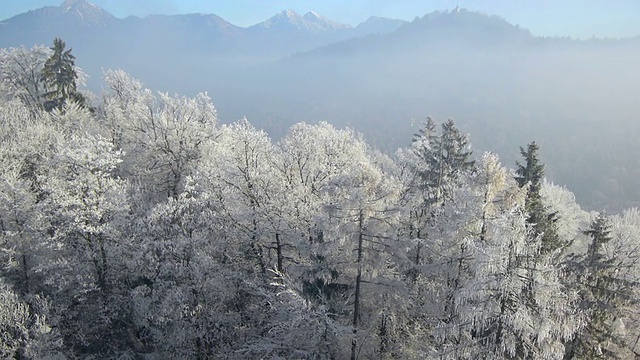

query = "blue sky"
[2, 0, 640, 39]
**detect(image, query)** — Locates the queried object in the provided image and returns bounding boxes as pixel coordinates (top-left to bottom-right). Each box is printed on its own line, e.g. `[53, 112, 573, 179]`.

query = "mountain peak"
[279, 9, 301, 19]
[61, 0, 98, 13]
[397, 9, 531, 44]
[304, 11, 321, 20]
[253, 10, 350, 33]
[62, 0, 86, 9]
[354, 16, 406, 36]
[58, 0, 115, 25]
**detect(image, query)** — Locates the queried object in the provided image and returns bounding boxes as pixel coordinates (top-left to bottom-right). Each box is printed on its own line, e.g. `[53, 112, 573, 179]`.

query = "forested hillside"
[1, 41, 640, 359]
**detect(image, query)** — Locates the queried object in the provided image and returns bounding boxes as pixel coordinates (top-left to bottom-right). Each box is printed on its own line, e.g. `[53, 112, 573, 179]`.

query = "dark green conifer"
[411, 118, 475, 206]
[515, 142, 560, 253]
[566, 214, 635, 359]
[41, 37, 82, 111]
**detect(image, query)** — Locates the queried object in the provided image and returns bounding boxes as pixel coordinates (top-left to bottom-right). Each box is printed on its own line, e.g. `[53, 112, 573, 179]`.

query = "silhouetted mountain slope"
[352, 16, 406, 37]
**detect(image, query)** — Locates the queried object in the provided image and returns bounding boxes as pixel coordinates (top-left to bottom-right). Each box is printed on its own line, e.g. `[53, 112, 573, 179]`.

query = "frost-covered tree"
[0, 278, 64, 359]
[420, 152, 516, 357]
[564, 210, 640, 358]
[310, 138, 402, 359]
[277, 123, 388, 289]
[128, 183, 242, 357]
[406, 118, 474, 208]
[100, 69, 154, 150]
[565, 214, 634, 359]
[414, 151, 581, 360]
[41, 133, 129, 291]
[38, 133, 131, 355]
[102, 70, 217, 202]
[541, 181, 590, 256]
[394, 119, 477, 354]
[127, 178, 334, 358]
[455, 196, 581, 359]
[0, 45, 51, 112]
[399, 118, 475, 272]
[608, 209, 640, 356]
[277, 122, 372, 241]
[0, 166, 42, 295]
[200, 119, 283, 273]
[0, 100, 66, 296]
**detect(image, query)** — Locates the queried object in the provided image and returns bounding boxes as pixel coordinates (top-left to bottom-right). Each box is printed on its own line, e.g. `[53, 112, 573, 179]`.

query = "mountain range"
[0, 0, 405, 55]
[1, 0, 640, 212]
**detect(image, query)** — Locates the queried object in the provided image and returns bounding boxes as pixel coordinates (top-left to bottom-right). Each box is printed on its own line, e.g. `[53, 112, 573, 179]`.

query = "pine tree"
[404, 118, 475, 270]
[410, 118, 475, 206]
[566, 214, 635, 359]
[454, 191, 580, 360]
[41, 38, 82, 111]
[396, 119, 477, 355]
[411, 117, 439, 198]
[440, 119, 475, 192]
[515, 142, 560, 254]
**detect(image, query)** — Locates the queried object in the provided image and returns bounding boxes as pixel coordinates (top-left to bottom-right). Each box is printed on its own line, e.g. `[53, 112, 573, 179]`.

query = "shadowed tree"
[516, 142, 560, 254]
[41, 38, 84, 111]
[565, 214, 638, 359]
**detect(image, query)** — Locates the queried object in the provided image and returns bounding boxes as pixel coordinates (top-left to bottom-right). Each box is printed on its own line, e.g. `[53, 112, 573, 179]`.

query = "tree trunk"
[99, 237, 108, 290]
[275, 232, 283, 273]
[22, 253, 30, 294]
[379, 312, 389, 357]
[351, 210, 365, 360]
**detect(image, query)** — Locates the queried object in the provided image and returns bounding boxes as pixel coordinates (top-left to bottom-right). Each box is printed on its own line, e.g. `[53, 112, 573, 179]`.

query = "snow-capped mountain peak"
[304, 11, 321, 20]
[285, 9, 298, 18]
[62, 0, 87, 11]
[61, 0, 100, 14]
[59, 0, 115, 24]
[252, 9, 351, 34]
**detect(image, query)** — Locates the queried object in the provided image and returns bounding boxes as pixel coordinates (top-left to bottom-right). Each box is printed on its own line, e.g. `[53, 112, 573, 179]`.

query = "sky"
[2, 0, 640, 39]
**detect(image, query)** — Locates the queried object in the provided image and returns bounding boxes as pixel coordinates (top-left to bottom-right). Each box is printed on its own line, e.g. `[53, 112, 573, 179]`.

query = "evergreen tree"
[396, 119, 477, 355]
[515, 142, 560, 253]
[41, 38, 82, 111]
[410, 117, 439, 198]
[566, 214, 635, 359]
[410, 118, 475, 207]
[403, 118, 475, 275]
[440, 119, 475, 190]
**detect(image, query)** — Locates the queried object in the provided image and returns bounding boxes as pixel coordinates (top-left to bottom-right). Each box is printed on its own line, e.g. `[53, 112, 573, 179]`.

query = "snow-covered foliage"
[0, 68, 637, 359]
[0, 45, 51, 111]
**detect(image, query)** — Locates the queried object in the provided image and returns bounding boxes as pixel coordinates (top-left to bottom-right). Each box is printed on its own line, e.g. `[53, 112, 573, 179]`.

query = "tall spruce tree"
[515, 142, 560, 253]
[41, 38, 83, 111]
[411, 118, 475, 206]
[403, 118, 475, 287]
[566, 214, 635, 359]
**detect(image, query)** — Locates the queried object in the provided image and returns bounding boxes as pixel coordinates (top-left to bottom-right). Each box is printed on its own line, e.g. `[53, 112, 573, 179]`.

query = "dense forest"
[1, 40, 640, 359]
